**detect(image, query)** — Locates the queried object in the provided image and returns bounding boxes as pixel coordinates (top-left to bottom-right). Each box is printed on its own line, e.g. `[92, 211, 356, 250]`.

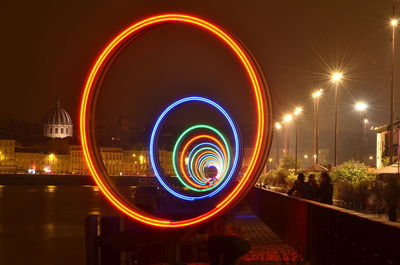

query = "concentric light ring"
[79, 13, 272, 228]
[150, 97, 240, 200]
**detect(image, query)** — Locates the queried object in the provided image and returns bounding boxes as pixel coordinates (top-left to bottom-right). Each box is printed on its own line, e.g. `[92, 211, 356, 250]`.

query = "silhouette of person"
[318, 172, 333, 205]
[287, 173, 313, 199]
[307, 174, 320, 200]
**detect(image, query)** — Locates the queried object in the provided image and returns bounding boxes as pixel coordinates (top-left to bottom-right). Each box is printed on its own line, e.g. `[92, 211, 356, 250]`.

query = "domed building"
[43, 101, 73, 138]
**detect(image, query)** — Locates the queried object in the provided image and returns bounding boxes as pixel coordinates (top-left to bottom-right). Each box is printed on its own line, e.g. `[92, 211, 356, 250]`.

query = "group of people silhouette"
[287, 172, 333, 205]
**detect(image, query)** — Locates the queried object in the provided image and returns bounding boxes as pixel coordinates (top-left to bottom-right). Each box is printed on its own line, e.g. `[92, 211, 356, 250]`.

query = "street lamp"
[282, 114, 293, 157]
[354, 101, 368, 162]
[332, 72, 343, 82]
[369, 155, 374, 167]
[331, 72, 343, 166]
[312, 89, 323, 164]
[294, 107, 303, 116]
[275, 122, 282, 167]
[363, 118, 369, 162]
[48, 153, 56, 161]
[283, 114, 293, 123]
[389, 18, 398, 164]
[355, 102, 368, 112]
[293, 107, 303, 173]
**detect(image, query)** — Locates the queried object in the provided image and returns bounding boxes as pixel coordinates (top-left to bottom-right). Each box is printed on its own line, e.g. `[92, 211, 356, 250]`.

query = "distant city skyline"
[0, 0, 399, 166]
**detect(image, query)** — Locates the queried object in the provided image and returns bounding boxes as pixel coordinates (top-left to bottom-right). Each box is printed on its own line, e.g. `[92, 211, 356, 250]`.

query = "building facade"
[374, 119, 400, 168]
[0, 140, 16, 173]
[0, 141, 156, 176]
[43, 101, 73, 139]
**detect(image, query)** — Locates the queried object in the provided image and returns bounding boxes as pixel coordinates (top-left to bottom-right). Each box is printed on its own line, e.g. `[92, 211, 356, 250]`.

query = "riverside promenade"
[236, 213, 303, 265]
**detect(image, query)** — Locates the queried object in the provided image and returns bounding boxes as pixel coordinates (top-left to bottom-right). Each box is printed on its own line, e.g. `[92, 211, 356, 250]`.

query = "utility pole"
[390, 3, 397, 164]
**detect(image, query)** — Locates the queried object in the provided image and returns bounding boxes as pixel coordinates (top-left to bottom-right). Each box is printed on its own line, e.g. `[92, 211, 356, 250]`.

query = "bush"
[277, 155, 302, 171]
[331, 160, 376, 211]
[257, 169, 288, 187]
[331, 160, 375, 189]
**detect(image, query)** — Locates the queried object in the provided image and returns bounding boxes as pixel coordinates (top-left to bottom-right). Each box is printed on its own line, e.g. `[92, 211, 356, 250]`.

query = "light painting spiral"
[149, 97, 240, 201]
[79, 13, 272, 228]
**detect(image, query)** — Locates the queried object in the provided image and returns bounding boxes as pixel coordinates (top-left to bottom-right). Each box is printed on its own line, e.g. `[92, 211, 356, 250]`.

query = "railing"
[246, 187, 400, 265]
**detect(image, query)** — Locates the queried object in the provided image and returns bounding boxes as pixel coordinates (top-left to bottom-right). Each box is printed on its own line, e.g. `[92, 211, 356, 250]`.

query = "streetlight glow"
[312, 89, 323, 98]
[304, 154, 308, 159]
[283, 114, 293, 123]
[391, 19, 399, 26]
[363, 118, 369, 124]
[275, 122, 282, 130]
[355, 102, 368, 112]
[294, 107, 303, 116]
[331, 72, 343, 82]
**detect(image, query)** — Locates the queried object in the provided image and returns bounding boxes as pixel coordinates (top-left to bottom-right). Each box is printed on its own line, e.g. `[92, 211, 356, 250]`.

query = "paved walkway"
[235, 214, 304, 265]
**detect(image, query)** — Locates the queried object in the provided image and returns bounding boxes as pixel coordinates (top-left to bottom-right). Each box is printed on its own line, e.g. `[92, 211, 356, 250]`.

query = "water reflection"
[45, 223, 55, 239]
[82, 184, 100, 192]
[45, 185, 56, 193]
[0, 185, 120, 265]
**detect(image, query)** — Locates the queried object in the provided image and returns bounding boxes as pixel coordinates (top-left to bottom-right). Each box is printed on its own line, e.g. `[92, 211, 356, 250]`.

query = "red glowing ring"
[179, 134, 227, 189]
[79, 14, 272, 228]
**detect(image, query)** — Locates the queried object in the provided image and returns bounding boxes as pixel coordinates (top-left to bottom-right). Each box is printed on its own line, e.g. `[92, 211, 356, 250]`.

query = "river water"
[0, 185, 121, 265]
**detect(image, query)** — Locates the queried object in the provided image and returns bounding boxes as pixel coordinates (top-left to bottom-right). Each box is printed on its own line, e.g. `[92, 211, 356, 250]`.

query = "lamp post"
[390, 18, 398, 164]
[331, 72, 343, 166]
[389, 12, 399, 222]
[275, 122, 282, 167]
[293, 107, 303, 173]
[354, 101, 368, 162]
[363, 118, 369, 162]
[312, 89, 323, 164]
[268, 158, 273, 172]
[283, 114, 293, 157]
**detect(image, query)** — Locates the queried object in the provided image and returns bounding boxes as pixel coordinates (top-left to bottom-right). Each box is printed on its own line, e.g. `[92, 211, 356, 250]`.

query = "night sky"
[1, 0, 399, 162]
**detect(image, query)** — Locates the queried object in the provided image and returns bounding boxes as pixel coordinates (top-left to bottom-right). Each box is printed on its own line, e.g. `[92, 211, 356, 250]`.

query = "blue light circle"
[149, 96, 240, 201]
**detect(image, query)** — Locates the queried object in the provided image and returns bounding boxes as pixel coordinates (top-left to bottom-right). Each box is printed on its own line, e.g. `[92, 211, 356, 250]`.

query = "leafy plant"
[331, 160, 375, 189]
[277, 155, 302, 170]
[330, 160, 376, 211]
[381, 156, 391, 167]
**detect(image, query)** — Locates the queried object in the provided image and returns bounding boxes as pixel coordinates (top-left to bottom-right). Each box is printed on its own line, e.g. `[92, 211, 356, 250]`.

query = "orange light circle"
[79, 13, 272, 228]
[179, 134, 227, 189]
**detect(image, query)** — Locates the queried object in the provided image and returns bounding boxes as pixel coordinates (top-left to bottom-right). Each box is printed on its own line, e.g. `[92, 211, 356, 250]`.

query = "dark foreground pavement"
[235, 214, 304, 265]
